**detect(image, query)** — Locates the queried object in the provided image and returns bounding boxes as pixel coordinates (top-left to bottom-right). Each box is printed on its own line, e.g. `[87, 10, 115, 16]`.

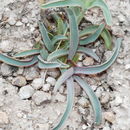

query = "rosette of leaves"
[0, 1, 122, 130]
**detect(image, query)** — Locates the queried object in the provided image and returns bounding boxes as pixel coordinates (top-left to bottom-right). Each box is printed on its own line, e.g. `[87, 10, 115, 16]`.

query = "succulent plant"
[0, 0, 122, 129]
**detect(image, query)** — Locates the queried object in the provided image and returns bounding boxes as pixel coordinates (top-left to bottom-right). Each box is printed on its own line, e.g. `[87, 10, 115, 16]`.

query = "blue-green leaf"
[38, 56, 69, 69]
[53, 77, 74, 130]
[78, 47, 100, 62]
[80, 24, 105, 45]
[47, 49, 68, 61]
[52, 35, 68, 45]
[75, 38, 122, 75]
[54, 67, 74, 93]
[66, 8, 79, 60]
[39, 22, 54, 52]
[14, 49, 40, 58]
[74, 76, 102, 125]
[40, 48, 49, 60]
[0, 54, 38, 67]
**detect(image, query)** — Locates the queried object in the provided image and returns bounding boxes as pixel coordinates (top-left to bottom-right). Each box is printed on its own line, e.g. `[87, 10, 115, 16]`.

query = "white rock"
[118, 14, 125, 22]
[24, 67, 39, 80]
[104, 112, 115, 123]
[19, 85, 34, 99]
[12, 76, 27, 87]
[82, 124, 87, 130]
[8, 13, 16, 25]
[0, 111, 9, 124]
[32, 91, 51, 105]
[95, 87, 104, 98]
[83, 56, 94, 66]
[125, 64, 130, 70]
[1, 63, 12, 76]
[42, 84, 51, 92]
[46, 77, 56, 86]
[114, 95, 123, 106]
[78, 106, 86, 115]
[31, 78, 43, 90]
[78, 97, 89, 107]
[22, 17, 28, 23]
[47, 69, 60, 78]
[0, 40, 13, 52]
[16, 21, 23, 26]
[100, 92, 110, 104]
[91, 85, 97, 91]
[55, 93, 66, 102]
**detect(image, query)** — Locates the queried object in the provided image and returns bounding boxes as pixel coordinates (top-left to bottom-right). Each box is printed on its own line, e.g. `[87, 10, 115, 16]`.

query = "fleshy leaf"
[14, 49, 40, 58]
[39, 22, 54, 52]
[0, 53, 38, 67]
[40, 48, 49, 60]
[80, 24, 105, 45]
[74, 76, 102, 125]
[74, 38, 122, 74]
[54, 67, 74, 93]
[66, 8, 79, 60]
[101, 28, 112, 50]
[47, 49, 68, 61]
[80, 25, 112, 49]
[38, 56, 69, 69]
[52, 35, 68, 45]
[78, 47, 100, 62]
[53, 77, 74, 130]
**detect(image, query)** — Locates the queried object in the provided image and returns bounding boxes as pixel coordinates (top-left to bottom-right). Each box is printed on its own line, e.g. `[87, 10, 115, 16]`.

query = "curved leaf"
[80, 24, 105, 45]
[74, 76, 102, 125]
[47, 49, 68, 61]
[41, 0, 84, 9]
[88, 0, 112, 26]
[52, 35, 68, 45]
[101, 28, 112, 50]
[80, 25, 112, 49]
[39, 22, 54, 52]
[38, 56, 69, 69]
[54, 67, 74, 93]
[40, 48, 49, 60]
[53, 77, 74, 130]
[74, 38, 122, 75]
[66, 8, 79, 60]
[0, 54, 38, 67]
[78, 47, 100, 62]
[14, 49, 40, 58]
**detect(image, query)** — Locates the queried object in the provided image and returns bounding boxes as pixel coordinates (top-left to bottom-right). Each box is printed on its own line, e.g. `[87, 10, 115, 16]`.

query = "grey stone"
[19, 85, 34, 99]
[83, 56, 94, 66]
[74, 82, 82, 97]
[104, 112, 115, 123]
[47, 69, 60, 78]
[1, 63, 12, 76]
[78, 97, 89, 107]
[42, 83, 51, 92]
[55, 93, 66, 102]
[12, 76, 27, 87]
[32, 91, 51, 105]
[46, 77, 56, 86]
[31, 78, 43, 90]
[16, 21, 23, 26]
[24, 67, 39, 80]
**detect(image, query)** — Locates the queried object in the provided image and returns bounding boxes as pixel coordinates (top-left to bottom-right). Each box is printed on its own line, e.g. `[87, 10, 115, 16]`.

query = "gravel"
[31, 78, 43, 90]
[46, 77, 56, 86]
[18, 85, 35, 99]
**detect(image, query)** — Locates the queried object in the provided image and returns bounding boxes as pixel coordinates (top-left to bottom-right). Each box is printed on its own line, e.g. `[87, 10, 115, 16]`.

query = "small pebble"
[42, 84, 51, 92]
[1, 63, 12, 76]
[12, 76, 27, 87]
[83, 56, 94, 66]
[32, 91, 51, 105]
[16, 21, 23, 26]
[95, 87, 104, 98]
[19, 85, 34, 99]
[100, 92, 110, 104]
[47, 69, 60, 78]
[82, 124, 87, 130]
[0, 111, 9, 124]
[46, 77, 56, 86]
[31, 78, 43, 90]
[0, 40, 13, 52]
[35, 123, 50, 130]
[104, 112, 115, 123]
[78, 97, 89, 107]
[55, 93, 66, 102]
